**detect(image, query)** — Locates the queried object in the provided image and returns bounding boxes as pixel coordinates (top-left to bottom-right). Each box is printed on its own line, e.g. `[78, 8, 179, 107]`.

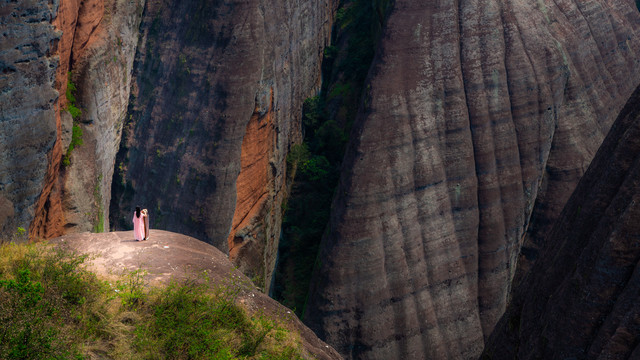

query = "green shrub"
[0, 243, 308, 359]
[65, 72, 82, 120]
[66, 103, 82, 119]
[0, 244, 103, 359]
[63, 123, 84, 167]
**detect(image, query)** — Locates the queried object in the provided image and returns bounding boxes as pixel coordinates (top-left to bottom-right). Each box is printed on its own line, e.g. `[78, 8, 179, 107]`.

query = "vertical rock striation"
[110, 0, 334, 290]
[1, 0, 59, 237]
[1, 0, 146, 240]
[304, 0, 640, 359]
[483, 83, 640, 360]
[54, 0, 145, 235]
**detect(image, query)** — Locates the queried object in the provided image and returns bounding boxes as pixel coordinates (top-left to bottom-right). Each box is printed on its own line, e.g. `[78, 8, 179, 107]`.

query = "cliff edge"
[50, 230, 341, 360]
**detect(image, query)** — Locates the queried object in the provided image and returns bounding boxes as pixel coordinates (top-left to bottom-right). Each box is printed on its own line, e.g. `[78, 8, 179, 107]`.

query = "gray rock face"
[0, 0, 145, 240]
[483, 83, 640, 360]
[304, 0, 640, 359]
[109, 0, 334, 290]
[0, 0, 59, 236]
[59, 0, 145, 234]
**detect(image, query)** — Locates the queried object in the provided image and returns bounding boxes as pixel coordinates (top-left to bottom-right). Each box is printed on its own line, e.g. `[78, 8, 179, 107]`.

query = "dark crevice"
[271, 0, 394, 318]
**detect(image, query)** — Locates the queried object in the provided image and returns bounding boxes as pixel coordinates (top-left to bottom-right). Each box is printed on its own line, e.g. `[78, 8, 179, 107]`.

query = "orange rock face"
[29, 0, 82, 239]
[228, 88, 277, 285]
[30, 0, 144, 238]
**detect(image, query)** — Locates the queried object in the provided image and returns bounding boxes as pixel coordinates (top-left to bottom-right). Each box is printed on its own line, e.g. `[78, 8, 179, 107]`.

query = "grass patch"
[0, 242, 308, 359]
[93, 174, 104, 233]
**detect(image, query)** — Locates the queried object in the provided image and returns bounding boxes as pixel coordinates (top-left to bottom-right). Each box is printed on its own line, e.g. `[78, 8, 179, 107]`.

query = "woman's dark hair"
[135, 206, 141, 218]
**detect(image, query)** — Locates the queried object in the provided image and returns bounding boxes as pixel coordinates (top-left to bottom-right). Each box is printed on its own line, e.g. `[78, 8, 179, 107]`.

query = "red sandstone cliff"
[0, 0, 144, 240]
[483, 82, 640, 360]
[304, 0, 640, 359]
[33, 0, 144, 238]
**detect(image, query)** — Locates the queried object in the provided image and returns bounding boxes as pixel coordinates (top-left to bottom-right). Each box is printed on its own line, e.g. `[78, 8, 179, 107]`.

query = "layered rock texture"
[50, 230, 341, 360]
[110, 0, 334, 290]
[0, 1, 59, 237]
[304, 0, 640, 359]
[31, 0, 145, 238]
[0, 0, 144, 240]
[483, 82, 640, 360]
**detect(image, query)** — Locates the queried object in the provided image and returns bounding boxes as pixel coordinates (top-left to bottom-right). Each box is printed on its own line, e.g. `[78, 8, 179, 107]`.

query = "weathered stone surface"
[304, 0, 640, 359]
[483, 83, 640, 360]
[58, 0, 145, 235]
[110, 0, 334, 291]
[49, 230, 342, 360]
[4, 0, 145, 240]
[0, 0, 59, 237]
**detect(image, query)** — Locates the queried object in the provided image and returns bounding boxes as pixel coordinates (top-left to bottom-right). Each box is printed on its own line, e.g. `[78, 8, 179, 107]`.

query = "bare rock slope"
[304, 0, 640, 359]
[50, 230, 341, 360]
[483, 81, 640, 360]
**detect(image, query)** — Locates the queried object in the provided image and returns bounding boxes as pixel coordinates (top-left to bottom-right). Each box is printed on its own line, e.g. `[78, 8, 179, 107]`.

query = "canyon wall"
[109, 0, 335, 290]
[0, 0, 144, 240]
[52, 0, 145, 236]
[483, 83, 640, 360]
[304, 0, 640, 359]
[0, 1, 59, 238]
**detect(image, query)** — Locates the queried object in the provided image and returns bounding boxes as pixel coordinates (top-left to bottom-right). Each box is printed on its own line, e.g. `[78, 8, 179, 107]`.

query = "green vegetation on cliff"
[63, 72, 83, 167]
[273, 0, 393, 315]
[0, 242, 307, 359]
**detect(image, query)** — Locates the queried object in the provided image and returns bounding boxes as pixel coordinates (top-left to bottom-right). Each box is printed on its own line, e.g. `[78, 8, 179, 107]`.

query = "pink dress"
[133, 212, 146, 241]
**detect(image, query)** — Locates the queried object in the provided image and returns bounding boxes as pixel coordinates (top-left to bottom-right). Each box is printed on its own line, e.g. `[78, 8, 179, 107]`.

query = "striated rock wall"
[0, 0, 145, 240]
[56, 0, 145, 235]
[110, 0, 335, 291]
[304, 0, 640, 359]
[1, 1, 59, 238]
[483, 83, 640, 360]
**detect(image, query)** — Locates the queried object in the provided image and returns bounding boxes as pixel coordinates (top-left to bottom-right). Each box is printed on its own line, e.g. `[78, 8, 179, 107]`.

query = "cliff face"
[0, 0, 144, 240]
[304, 0, 640, 359]
[56, 0, 145, 236]
[483, 83, 640, 360]
[31, 0, 144, 238]
[0, 1, 59, 237]
[110, 0, 334, 290]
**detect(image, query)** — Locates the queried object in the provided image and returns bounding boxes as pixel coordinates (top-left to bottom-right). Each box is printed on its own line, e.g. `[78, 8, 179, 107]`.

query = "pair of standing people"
[133, 206, 150, 241]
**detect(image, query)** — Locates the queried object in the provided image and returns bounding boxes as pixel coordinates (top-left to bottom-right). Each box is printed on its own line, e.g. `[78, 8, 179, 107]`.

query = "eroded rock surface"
[0, 0, 59, 237]
[50, 230, 341, 360]
[483, 83, 640, 360]
[110, 0, 334, 290]
[304, 0, 640, 359]
[0, 0, 144, 240]
[30, 0, 145, 238]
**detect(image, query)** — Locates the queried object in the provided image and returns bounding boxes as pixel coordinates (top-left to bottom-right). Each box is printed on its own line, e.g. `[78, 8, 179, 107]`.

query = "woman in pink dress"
[133, 206, 147, 241]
